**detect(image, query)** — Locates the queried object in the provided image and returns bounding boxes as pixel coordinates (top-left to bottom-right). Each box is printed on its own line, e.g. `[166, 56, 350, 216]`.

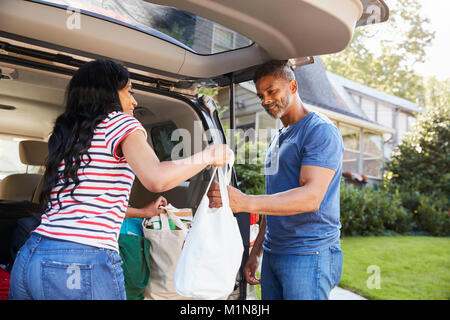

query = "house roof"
[294, 57, 370, 122]
[231, 56, 395, 133]
[327, 71, 420, 113]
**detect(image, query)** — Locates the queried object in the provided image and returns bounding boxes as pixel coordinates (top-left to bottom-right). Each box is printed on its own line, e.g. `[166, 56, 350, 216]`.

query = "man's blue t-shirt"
[263, 111, 344, 254]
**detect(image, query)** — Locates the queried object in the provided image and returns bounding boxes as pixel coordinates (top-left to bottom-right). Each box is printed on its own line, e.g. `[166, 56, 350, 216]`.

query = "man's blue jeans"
[261, 245, 343, 300]
[8, 234, 126, 300]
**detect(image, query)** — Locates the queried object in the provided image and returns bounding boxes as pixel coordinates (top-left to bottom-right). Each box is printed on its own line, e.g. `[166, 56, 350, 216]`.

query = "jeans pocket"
[330, 246, 343, 287]
[106, 251, 126, 300]
[41, 260, 93, 300]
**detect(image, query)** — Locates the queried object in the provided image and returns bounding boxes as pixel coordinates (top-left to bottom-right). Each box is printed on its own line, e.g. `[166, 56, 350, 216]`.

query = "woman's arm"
[125, 196, 167, 218]
[121, 130, 231, 193]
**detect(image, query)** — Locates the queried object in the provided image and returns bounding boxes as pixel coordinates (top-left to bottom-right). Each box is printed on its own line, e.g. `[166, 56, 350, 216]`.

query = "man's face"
[255, 74, 294, 119]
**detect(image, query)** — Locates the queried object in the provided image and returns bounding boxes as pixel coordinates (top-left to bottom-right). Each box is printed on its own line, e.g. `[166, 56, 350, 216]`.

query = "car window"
[34, 0, 254, 55]
[0, 134, 44, 180]
[149, 121, 179, 162]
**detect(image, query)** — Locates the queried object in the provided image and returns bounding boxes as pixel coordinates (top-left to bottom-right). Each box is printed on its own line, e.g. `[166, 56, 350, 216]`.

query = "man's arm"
[208, 165, 335, 215]
[244, 215, 266, 285]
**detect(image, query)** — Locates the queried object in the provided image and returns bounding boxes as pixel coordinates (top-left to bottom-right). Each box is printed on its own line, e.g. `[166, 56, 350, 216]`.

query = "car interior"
[0, 60, 215, 211]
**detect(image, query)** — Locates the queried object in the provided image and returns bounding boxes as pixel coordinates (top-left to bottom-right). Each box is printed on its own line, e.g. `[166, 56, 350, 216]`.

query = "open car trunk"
[0, 51, 249, 299]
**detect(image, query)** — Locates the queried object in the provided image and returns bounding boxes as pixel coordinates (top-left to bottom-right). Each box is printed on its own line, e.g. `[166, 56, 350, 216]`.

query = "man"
[207, 60, 344, 300]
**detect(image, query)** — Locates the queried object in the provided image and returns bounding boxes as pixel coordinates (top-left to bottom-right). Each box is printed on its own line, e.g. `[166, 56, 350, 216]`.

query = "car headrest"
[19, 140, 48, 166]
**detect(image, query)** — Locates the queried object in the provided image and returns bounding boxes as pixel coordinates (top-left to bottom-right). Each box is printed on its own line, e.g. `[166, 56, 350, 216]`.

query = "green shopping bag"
[118, 218, 151, 300]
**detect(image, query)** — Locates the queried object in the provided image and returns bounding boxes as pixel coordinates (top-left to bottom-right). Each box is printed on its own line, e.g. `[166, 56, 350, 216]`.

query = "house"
[217, 57, 420, 183]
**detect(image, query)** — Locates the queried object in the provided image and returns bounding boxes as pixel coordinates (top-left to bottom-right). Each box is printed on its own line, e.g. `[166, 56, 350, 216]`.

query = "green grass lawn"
[340, 236, 450, 300]
[250, 236, 450, 300]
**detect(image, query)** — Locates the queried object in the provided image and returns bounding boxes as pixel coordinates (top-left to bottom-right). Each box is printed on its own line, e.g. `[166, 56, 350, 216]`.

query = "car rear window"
[33, 0, 254, 55]
[149, 121, 179, 162]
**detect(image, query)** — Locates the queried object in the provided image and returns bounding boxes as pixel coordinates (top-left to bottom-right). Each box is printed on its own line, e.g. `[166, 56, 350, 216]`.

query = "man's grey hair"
[252, 60, 295, 83]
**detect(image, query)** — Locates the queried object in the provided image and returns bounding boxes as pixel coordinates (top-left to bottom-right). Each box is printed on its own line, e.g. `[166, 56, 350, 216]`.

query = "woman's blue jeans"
[261, 245, 343, 300]
[8, 234, 126, 300]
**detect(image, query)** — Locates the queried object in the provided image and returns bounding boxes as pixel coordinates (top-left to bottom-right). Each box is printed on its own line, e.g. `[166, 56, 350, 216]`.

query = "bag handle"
[142, 211, 188, 231]
[222, 152, 234, 185]
[216, 169, 228, 208]
[166, 210, 188, 231]
[199, 149, 234, 208]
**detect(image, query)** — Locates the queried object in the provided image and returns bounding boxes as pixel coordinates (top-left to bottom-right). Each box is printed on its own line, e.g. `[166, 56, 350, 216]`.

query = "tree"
[422, 76, 450, 110]
[385, 102, 450, 204]
[321, 0, 435, 104]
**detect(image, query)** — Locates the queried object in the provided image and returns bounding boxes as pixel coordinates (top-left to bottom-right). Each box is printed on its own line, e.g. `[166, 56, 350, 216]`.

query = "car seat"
[0, 140, 47, 201]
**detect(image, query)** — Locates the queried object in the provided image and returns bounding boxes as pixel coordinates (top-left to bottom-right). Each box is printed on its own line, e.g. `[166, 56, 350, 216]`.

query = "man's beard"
[263, 96, 290, 119]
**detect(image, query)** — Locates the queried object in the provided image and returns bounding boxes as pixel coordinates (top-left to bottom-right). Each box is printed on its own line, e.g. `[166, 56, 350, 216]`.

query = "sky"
[413, 0, 450, 80]
[360, 0, 449, 81]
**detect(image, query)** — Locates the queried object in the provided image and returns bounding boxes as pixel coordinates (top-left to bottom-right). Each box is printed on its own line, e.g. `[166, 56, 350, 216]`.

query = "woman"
[8, 59, 233, 300]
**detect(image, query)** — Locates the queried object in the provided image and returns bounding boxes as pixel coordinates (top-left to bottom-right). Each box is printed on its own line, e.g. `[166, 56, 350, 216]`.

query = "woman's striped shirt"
[34, 111, 147, 252]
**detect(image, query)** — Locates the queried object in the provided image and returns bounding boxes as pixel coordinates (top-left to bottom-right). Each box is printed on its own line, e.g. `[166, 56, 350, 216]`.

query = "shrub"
[415, 194, 450, 236]
[340, 181, 384, 236]
[385, 103, 450, 212]
[234, 140, 267, 195]
[380, 187, 413, 234]
[340, 182, 414, 236]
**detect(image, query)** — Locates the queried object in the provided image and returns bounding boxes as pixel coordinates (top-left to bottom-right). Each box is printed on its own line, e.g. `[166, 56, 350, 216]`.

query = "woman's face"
[118, 80, 137, 116]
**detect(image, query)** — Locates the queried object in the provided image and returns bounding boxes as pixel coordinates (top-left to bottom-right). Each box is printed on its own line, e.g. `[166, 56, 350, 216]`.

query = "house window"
[407, 115, 416, 130]
[377, 103, 393, 128]
[361, 97, 376, 121]
[397, 112, 408, 142]
[362, 131, 383, 178]
[212, 24, 235, 53]
[257, 112, 280, 132]
[349, 93, 361, 106]
[340, 124, 360, 151]
[236, 114, 256, 128]
[339, 124, 360, 174]
[338, 125, 384, 178]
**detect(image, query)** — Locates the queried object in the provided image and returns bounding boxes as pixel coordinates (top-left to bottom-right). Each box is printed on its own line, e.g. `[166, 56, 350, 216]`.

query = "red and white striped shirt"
[34, 111, 147, 252]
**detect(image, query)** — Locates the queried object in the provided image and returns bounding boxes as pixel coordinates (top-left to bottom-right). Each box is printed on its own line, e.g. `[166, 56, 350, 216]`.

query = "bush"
[385, 103, 450, 213]
[380, 187, 413, 234]
[340, 181, 384, 236]
[234, 140, 267, 195]
[340, 181, 415, 236]
[340, 179, 448, 237]
[415, 194, 450, 236]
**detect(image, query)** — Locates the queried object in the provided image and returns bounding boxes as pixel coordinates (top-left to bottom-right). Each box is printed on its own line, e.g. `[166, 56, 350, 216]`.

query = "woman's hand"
[204, 144, 234, 167]
[139, 196, 168, 218]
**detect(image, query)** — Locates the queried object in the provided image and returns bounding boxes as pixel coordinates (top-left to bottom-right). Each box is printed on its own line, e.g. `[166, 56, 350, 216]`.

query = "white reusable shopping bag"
[174, 163, 244, 300]
[142, 210, 192, 300]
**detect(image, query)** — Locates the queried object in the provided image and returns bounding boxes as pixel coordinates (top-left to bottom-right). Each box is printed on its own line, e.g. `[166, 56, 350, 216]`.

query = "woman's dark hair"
[39, 59, 130, 211]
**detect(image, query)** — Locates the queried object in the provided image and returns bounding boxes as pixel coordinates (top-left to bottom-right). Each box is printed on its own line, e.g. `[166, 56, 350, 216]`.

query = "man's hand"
[207, 181, 248, 213]
[244, 253, 261, 285]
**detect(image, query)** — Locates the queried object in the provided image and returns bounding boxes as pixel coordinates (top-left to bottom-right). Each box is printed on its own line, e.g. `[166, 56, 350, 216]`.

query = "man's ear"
[289, 79, 298, 94]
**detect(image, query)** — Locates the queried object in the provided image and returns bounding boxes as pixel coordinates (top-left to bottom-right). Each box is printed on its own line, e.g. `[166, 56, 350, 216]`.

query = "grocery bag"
[142, 208, 192, 300]
[174, 165, 244, 300]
